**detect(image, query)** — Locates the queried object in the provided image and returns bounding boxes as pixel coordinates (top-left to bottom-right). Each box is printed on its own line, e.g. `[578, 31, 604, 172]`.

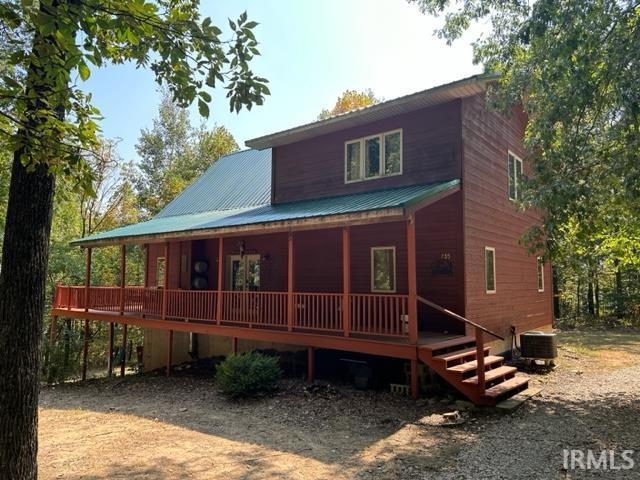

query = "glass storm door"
[227, 255, 261, 291]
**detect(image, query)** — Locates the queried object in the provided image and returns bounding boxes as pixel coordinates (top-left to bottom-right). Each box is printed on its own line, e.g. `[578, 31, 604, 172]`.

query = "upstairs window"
[508, 151, 523, 201]
[485, 247, 496, 294]
[537, 256, 545, 292]
[371, 246, 396, 292]
[345, 129, 402, 183]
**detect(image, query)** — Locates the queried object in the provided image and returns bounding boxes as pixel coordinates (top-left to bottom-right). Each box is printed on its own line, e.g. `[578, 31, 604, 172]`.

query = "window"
[371, 247, 396, 292]
[485, 247, 496, 293]
[537, 257, 545, 292]
[156, 257, 166, 287]
[345, 140, 361, 182]
[345, 129, 402, 182]
[508, 151, 523, 201]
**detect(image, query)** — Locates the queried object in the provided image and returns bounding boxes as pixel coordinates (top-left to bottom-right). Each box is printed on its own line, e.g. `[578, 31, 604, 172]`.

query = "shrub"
[216, 351, 282, 398]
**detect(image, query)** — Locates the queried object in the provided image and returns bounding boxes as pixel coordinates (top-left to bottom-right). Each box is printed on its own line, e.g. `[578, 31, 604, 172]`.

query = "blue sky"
[83, 0, 482, 162]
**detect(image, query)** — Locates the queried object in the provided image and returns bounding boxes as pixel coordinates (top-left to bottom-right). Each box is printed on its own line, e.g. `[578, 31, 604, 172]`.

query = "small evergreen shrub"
[216, 351, 282, 398]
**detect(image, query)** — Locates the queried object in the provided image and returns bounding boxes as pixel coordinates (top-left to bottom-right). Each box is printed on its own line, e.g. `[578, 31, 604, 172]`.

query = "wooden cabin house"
[51, 74, 553, 404]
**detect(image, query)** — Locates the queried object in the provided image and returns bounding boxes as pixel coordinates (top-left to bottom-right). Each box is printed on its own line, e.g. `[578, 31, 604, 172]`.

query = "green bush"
[216, 351, 282, 398]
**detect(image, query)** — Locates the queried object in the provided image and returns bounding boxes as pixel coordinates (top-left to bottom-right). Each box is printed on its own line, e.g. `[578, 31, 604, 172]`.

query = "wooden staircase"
[417, 335, 529, 406]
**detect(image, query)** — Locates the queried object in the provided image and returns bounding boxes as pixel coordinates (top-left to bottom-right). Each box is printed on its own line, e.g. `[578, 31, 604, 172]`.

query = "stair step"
[432, 346, 491, 364]
[447, 356, 504, 374]
[482, 376, 530, 400]
[423, 335, 476, 352]
[462, 365, 517, 385]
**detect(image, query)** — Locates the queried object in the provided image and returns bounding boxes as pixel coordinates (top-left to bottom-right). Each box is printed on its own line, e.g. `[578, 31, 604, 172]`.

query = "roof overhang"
[71, 182, 460, 248]
[245, 73, 498, 150]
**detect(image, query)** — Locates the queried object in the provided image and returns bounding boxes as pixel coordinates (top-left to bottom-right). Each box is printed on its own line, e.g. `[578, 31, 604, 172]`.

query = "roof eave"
[245, 73, 498, 150]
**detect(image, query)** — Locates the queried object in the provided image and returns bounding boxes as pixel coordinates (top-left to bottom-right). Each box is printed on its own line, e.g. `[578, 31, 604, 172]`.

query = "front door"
[227, 254, 261, 291]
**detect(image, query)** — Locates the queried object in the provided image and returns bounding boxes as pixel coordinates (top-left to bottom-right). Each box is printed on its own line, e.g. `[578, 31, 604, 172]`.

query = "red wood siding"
[272, 100, 462, 203]
[461, 94, 553, 339]
[415, 191, 465, 333]
[293, 229, 342, 292]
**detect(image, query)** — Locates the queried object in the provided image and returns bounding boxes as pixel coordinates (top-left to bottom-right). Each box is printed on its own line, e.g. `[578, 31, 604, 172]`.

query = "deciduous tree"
[318, 89, 380, 119]
[0, 2, 268, 477]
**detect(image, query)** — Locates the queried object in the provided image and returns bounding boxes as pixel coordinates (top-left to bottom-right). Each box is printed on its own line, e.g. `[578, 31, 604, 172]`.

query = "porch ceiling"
[71, 179, 460, 247]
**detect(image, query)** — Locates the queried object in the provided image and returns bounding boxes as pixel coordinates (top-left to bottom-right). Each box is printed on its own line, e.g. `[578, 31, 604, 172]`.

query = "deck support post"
[81, 319, 89, 381]
[84, 247, 92, 312]
[342, 227, 351, 337]
[307, 347, 315, 384]
[231, 336, 238, 355]
[120, 323, 128, 377]
[406, 214, 418, 344]
[119, 244, 126, 315]
[475, 328, 485, 396]
[216, 238, 223, 325]
[166, 329, 173, 377]
[107, 322, 114, 377]
[287, 232, 294, 332]
[410, 359, 418, 400]
[162, 242, 169, 320]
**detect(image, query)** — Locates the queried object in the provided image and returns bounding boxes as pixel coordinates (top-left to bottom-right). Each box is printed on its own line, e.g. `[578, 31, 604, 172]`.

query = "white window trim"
[371, 246, 396, 293]
[485, 247, 496, 294]
[537, 256, 545, 292]
[508, 150, 523, 202]
[344, 129, 403, 183]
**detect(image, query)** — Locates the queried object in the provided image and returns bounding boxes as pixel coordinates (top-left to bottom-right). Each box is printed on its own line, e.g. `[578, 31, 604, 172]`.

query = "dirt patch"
[39, 376, 472, 479]
[39, 331, 640, 479]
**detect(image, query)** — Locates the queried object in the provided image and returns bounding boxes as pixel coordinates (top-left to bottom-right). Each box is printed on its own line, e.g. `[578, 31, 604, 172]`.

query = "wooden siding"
[461, 94, 553, 340]
[272, 100, 462, 203]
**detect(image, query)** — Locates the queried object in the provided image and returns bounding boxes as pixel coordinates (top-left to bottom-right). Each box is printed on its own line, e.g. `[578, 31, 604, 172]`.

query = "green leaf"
[199, 91, 212, 102]
[78, 62, 91, 81]
[198, 99, 210, 117]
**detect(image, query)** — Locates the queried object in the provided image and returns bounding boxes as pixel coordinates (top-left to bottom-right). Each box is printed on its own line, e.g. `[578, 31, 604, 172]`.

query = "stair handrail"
[416, 295, 504, 341]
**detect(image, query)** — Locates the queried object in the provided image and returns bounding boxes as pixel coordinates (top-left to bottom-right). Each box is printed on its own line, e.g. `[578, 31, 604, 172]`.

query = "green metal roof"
[157, 148, 271, 218]
[73, 178, 460, 246]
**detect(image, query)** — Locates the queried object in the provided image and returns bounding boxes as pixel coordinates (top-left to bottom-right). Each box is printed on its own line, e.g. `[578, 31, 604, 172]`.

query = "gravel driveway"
[38, 331, 640, 479]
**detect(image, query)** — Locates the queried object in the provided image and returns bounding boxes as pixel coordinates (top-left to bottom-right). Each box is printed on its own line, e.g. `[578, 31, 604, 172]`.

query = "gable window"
[345, 129, 402, 183]
[508, 151, 523, 201]
[371, 246, 396, 292]
[156, 257, 166, 287]
[485, 247, 496, 294]
[537, 256, 545, 292]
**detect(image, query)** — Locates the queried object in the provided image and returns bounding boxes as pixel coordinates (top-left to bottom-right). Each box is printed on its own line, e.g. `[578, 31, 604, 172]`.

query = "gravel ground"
[434, 364, 640, 480]
[38, 331, 640, 479]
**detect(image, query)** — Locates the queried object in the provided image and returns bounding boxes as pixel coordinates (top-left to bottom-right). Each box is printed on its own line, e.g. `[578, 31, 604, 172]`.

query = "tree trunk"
[0, 3, 67, 475]
[614, 260, 624, 318]
[587, 280, 595, 315]
[594, 277, 600, 318]
[552, 265, 561, 319]
[0, 156, 56, 479]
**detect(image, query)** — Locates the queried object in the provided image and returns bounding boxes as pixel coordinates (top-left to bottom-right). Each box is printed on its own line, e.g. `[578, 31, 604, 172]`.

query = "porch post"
[407, 214, 418, 344]
[216, 238, 223, 325]
[287, 232, 294, 332]
[119, 244, 126, 315]
[162, 242, 169, 319]
[342, 227, 351, 337]
[49, 315, 58, 346]
[120, 324, 128, 377]
[81, 319, 89, 381]
[410, 359, 418, 400]
[84, 247, 92, 311]
[231, 336, 238, 354]
[166, 329, 174, 377]
[107, 322, 114, 377]
[307, 347, 315, 384]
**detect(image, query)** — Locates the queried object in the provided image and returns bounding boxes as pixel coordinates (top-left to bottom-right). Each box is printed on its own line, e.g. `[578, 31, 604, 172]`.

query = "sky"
[83, 0, 482, 162]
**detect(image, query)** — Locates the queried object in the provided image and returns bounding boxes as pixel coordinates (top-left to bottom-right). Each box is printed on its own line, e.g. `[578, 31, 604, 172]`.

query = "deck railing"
[53, 285, 410, 339]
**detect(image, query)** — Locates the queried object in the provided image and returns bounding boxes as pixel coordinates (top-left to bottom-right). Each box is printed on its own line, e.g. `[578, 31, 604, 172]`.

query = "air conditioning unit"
[520, 331, 558, 361]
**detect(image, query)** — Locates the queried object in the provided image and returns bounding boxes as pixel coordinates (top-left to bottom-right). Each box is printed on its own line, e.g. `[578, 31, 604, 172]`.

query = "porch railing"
[53, 285, 409, 338]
